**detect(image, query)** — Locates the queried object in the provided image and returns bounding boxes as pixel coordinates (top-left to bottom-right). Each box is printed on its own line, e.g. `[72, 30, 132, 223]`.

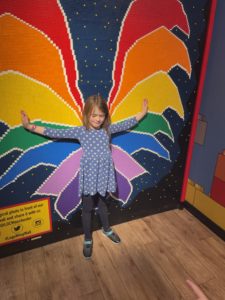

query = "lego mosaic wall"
[0, 0, 213, 256]
[186, 0, 225, 231]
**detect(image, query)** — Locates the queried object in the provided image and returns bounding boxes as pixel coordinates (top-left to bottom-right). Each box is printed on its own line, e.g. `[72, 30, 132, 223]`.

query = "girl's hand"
[20, 111, 44, 134]
[135, 98, 148, 121]
[142, 98, 148, 115]
[21, 110, 30, 129]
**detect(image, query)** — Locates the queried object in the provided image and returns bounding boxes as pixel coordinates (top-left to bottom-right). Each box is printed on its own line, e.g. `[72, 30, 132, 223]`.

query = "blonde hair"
[83, 94, 111, 130]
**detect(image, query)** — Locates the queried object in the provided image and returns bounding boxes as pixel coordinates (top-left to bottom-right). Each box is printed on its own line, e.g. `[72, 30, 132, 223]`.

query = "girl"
[21, 95, 148, 259]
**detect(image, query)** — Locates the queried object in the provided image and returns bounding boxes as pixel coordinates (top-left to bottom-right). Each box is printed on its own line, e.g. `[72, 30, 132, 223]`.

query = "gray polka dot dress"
[43, 117, 137, 197]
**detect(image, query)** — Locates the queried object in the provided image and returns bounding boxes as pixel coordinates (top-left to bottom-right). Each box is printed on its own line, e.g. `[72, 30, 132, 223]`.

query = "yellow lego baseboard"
[186, 179, 225, 230]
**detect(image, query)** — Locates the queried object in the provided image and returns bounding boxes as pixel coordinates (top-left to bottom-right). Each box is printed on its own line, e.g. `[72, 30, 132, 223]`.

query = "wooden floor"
[0, 209, 225, 300]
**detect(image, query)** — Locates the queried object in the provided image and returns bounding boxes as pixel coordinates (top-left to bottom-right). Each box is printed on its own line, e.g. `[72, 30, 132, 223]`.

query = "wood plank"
[43, 240, 80, 299]
[161, 210, 224, 282]
[62, 235, 101, 297]
[194, 238, 225, 281]
[165, 225, 224, 284]
[200, 277, 225, 300]
[90, 230, 133, 300]
[143, 214, 181, 249]
[171, 243, 214, 285]
[175, 209, 212, 240]
[162, 210, 211, 247]
[115, 222, 181, 300]
[0, 253, 26, 300]
[77, 289, 105, 300]
[22, 247, 51, 299]
[114, 218, 158, 248]
[204, 236, 225, 259]
[96, 227, 149, 300]
[144, 240, 196, 299]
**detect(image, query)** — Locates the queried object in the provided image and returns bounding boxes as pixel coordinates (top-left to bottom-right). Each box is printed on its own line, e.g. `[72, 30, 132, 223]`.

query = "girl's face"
[89, 106, 105, 129]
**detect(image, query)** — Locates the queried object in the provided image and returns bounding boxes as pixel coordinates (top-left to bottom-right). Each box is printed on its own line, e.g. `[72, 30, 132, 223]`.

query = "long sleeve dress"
[43, 117, 137, 197]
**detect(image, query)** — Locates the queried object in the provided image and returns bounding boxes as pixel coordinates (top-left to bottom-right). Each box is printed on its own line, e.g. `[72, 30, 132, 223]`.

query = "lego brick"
[195, 114, 207, 145]
[210, 176, 225, 207]
[214, 153, 225, 182]
[185, 180, 195, 204]
[194, 189, 225, 230]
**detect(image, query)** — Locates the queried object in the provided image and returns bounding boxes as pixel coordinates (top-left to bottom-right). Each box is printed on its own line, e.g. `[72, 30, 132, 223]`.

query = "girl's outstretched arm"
[20, 110, 81, 140]
[109, 99, 148, 134]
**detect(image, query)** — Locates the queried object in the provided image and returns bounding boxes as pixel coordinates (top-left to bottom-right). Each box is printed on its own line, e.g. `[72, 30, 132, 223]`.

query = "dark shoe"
[83, 239, 93, 259]
[102, 229, 121, 243]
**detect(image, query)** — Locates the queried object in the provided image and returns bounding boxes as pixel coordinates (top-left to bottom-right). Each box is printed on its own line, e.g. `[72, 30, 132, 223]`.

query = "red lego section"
[211, 176, 225, 207]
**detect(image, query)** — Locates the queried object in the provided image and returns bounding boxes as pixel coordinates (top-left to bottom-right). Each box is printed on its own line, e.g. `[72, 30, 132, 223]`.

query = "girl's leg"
[96, 194, 110, 232]
[97, 194, 121, 243]
[82, 195, 94, 240]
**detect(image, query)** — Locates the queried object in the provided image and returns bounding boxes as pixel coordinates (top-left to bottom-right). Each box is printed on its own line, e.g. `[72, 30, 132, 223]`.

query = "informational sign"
[0, 198, 52, 246]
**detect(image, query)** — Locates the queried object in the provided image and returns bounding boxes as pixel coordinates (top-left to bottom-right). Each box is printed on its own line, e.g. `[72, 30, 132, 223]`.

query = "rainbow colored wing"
[109, 0, 191, 158]
[106, 0, 191, 203]
[0, 142, 80, 190]
[108, 0, 190, 109]
[33, 146, 146, 218]
[36, 149, 83, 219]
[0, 1, 83, 218]
[0, 1, 83, 112]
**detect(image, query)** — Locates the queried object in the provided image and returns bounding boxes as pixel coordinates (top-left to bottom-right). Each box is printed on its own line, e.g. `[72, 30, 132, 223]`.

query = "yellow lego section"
[185, 179, 196, 205]
[186, 180, 225, 230]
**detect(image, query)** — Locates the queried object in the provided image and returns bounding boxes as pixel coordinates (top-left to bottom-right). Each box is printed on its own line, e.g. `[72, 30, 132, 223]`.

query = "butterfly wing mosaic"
[0, 0, 191, 219]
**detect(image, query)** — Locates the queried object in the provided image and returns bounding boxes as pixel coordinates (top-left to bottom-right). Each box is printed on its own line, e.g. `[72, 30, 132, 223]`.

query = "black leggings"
[82, 193, 110, 240]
